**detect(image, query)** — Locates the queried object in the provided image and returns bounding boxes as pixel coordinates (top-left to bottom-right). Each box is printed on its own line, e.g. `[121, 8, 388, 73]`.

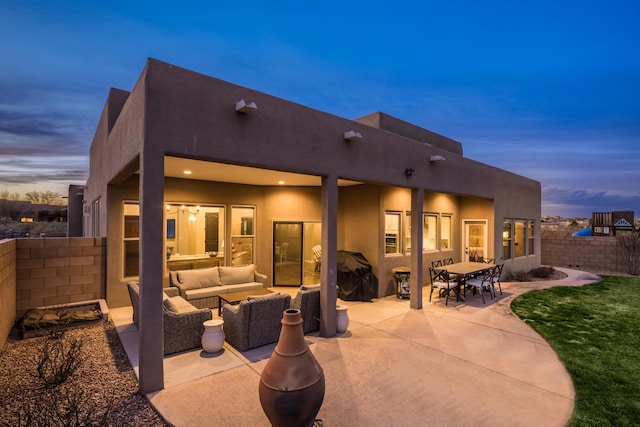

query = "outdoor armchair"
[127, 282, 213, 355]
[222, 292, 291, 351]
[291, 284, 321, 334]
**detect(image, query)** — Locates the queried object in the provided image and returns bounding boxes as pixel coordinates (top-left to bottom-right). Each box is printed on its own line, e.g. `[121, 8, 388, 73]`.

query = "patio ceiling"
[164, 156, 362, 187]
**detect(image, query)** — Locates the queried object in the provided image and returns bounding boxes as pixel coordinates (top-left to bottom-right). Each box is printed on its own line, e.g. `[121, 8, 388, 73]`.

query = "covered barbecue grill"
[336, 251, 378, 302]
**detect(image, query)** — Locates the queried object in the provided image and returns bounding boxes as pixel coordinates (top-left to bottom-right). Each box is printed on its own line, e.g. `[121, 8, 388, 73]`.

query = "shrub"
[32, 327, 84, 387]
[529, 266, 556, 278]
[509, 270, 532, 282]
[617, 231, 640, 276]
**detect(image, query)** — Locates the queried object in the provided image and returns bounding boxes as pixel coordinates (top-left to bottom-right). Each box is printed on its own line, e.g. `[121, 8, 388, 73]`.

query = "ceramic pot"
[259, 309, 325, 427]
[201, 319, 224, 353]
[336, 305, 349, 333]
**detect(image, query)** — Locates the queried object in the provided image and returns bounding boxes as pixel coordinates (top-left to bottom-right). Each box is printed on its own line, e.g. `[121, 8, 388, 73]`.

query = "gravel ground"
[0, 321, 170, 427]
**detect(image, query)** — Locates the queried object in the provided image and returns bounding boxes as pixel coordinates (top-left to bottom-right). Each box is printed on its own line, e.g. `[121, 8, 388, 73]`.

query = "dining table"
[436, 261, 494, 301]
[439, 261, 494, 277]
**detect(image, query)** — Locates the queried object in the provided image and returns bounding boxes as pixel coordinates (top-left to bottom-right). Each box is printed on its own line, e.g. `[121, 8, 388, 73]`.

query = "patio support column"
[138, 152, 165, 394]
[319, 175, 338, 337]
[410, 188, 424, 309]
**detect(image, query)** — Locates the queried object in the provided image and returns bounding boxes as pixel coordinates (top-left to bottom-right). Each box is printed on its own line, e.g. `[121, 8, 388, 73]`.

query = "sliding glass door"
[273, 221, 321, 286]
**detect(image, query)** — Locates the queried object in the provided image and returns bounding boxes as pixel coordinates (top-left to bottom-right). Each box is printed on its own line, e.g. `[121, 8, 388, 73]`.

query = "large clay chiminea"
[259, 308, 325, 427]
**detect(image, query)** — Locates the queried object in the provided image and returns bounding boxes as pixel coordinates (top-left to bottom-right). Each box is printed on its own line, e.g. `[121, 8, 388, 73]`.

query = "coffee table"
[218, 288, 272, 316]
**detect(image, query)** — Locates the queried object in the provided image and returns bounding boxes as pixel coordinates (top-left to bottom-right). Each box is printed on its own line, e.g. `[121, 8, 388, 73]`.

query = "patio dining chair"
[443, 258, 454, 265]
[428, 268, 459, 306]
[491, 264, 503, 295]
[465, 267, 494, 303]
[431, 260, 443, 268]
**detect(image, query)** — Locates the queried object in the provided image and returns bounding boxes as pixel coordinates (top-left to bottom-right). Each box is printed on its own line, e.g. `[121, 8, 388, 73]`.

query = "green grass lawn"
[511, 276, 640, 426]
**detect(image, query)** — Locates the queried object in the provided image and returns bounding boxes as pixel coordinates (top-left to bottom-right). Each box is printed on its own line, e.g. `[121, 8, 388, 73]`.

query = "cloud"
[542, 186, 640, 217]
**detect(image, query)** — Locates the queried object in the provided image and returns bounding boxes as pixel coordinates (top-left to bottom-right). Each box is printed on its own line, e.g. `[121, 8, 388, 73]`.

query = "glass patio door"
[463, 220, 488, 262]
[273, 221, 321, 286]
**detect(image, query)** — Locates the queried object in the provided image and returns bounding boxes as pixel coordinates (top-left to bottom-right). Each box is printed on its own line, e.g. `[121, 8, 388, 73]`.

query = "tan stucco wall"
[0, 239, 16, 350]
[86, 59, 542, 307]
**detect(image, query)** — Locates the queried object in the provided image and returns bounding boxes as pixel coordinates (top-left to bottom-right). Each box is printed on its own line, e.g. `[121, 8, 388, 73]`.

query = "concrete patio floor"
[109, 267, 601, 426]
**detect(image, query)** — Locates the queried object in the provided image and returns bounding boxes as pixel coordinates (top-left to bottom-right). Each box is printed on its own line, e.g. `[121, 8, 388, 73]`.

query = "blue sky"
[1, 0, 639, 217]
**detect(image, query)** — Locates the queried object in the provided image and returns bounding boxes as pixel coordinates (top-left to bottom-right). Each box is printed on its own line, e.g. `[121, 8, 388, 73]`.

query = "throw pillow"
[163, 296, 198, 314]
[246, 292, 280, 301]
[219, 264, 256, 285]
[301, 284, 321, 291]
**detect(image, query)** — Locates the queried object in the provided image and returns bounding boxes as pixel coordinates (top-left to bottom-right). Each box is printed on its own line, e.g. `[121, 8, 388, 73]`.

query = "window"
[231, 206, 255, 265]
[503, 221, 512, 260]
[123, 202, 139, 277]
[92, 197, 101, 237]
[514, 220, 526, 258]
[528, 220, 535, 255]
[404, 211, 411, 253]
[423, 214, 437, 251]
[384, 211, 401, 255]
[441, 215, 452, 250]
[165, 204, 226, 268]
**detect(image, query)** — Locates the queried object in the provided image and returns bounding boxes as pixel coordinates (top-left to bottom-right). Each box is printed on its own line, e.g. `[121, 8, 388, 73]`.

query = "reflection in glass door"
[273, 221, 321, 286]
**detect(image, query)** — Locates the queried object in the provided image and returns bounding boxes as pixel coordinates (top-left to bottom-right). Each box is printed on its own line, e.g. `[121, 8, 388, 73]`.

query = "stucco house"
[77, 58, 541, 391]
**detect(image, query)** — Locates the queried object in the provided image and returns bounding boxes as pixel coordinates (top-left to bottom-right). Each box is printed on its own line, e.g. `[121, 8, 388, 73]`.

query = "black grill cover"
[336, 251, 378, 301]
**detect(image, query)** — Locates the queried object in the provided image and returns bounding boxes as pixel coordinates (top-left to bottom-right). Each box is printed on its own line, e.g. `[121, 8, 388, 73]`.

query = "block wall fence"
[0, 239, 17, 349]
[541, 236, 627, 273]
[14, 237, 106, 317]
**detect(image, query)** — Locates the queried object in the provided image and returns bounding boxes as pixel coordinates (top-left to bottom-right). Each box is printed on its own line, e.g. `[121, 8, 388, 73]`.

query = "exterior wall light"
[236, 99, 257, 113]
[343, 130, 363, 141]
[429, 155, 446, 162]
[405, 168, 415, 176]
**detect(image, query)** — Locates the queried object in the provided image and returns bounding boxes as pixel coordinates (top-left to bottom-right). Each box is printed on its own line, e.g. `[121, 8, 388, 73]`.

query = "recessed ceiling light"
[183, 170, 192, 175]
[278, 180, 285, 185]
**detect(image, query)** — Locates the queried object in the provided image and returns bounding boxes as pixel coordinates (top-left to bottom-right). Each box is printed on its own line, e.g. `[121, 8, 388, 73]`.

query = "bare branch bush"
[9, 385, 112, 427]
[31, 327, 84, 387]
[617, 231, 640, 276]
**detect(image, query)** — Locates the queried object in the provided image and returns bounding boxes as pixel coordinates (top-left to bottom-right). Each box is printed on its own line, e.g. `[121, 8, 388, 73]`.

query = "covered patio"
[109, 268, 599, 426]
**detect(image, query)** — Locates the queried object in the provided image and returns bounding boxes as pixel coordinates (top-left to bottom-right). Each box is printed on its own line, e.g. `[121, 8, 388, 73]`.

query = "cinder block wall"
[0, 239, 17, 349]
[541, 236, 626, 272]
[15, 237, 106, 317]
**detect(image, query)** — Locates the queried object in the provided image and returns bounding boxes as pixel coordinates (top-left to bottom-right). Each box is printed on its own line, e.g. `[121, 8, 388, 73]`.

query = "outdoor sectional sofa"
[169, 264, 267, 309]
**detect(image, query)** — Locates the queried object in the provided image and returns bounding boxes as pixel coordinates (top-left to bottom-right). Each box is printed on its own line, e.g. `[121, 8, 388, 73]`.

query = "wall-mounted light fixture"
[429, 154, 446, 162]
[235, 99, 257, 113]
[343, 130, 363, 141]
[405, 168, 415, 176]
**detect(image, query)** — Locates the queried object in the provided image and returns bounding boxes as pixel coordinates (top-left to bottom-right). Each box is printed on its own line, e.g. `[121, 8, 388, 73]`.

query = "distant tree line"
[0, 190, 64, 205]
[0, 191, 67, 226]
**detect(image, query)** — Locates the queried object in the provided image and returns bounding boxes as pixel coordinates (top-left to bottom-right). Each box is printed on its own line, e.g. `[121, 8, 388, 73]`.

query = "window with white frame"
[384, 211, 401, 255]
[123, 202, 139, 278]
[231, 206, 255, 265]
[423, 213, 437, 251]
[503, 220, 512, 260]
[91, 197, 101, 237]
[528, 220, 535, 255]
[440, 214, 452, 250]
[404, 211, 411, 253]
[514, 220, 526, 258]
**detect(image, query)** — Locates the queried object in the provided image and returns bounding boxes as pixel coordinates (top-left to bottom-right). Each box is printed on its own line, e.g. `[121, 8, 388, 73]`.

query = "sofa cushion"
[176, 267, 221, 290]
[164, 296, 198, 314]
[185, 286, 228, 300]
[300, 284, 321, 291]
[219, 264, 255, 285]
